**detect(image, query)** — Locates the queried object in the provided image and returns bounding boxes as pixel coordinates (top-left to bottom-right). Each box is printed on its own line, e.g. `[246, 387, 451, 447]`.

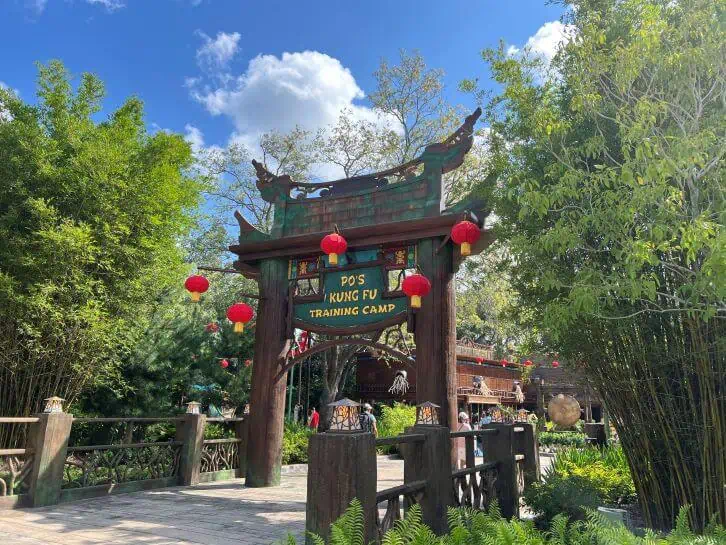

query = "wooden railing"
[0, 412, 247, 509]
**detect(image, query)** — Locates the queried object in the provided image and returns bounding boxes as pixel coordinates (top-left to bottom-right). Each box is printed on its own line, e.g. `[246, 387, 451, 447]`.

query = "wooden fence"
[0, 412, 247, 510]
[305, 422, 540, 544]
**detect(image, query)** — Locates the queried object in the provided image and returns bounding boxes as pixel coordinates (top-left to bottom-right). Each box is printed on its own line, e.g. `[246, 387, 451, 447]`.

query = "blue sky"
[2, 0, 567, 163]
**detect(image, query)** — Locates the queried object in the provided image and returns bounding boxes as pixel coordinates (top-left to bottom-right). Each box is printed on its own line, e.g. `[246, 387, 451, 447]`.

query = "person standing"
[308, 407, 319, 431]
[456, 412, 472, 469]
[359, 403, 378, 437]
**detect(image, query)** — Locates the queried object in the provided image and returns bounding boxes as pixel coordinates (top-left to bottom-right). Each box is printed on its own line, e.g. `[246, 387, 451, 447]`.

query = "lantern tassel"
[410, 295, 422, 309]
[234, 322, 244, 333]
[190, 291, 201, 302]
[461, 242, 471, 256]
[329, 253, 338, 266]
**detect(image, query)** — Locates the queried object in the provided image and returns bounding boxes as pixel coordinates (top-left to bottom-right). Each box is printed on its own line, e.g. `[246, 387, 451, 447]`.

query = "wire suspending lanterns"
[184, 274, 209, 302]
[320, 232, 347, 266]
[451, 220, 481, 257]
[402, 273, 431, 309]
[227, 303, 254, 333]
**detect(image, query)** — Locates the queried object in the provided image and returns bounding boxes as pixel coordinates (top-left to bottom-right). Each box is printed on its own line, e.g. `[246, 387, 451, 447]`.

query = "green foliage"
[282, 421, 312, 465]
[539, 432, 586, 449]
[471, 0, 725, 529]
[294, 500, 726, 545]
[525, 446, 636, 525]
[0, 61, 200, 439]
[377, 403, 417, 454]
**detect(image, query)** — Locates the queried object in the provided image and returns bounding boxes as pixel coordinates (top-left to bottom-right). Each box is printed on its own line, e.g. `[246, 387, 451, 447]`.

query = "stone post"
[28, 412, 73, 507]
[514, 423, 540, 486]
[402, 425, 452, 534]
[306, 432, 376, 544]
[177, 413, 206, 486]
[481, 423, 518, 519]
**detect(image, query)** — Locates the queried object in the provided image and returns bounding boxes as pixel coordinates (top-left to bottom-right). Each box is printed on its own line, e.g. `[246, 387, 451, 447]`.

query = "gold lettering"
[352, 307, 359, 315]
[362, 305, 369, 315]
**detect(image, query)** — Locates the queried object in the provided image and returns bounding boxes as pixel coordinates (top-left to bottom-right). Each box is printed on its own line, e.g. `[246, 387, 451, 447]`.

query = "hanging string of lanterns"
[184, 275, 209, 302]
[450, 220, 481, 257]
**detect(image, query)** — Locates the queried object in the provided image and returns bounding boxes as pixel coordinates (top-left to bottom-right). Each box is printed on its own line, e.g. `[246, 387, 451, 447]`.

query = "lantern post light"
[43, 396, 65, 414]
[184, 274, 209, 303]
[186, 401, 202, 415]
[402, 273, 432, 309]
[227, 302, 254, 333]
[415, 401, 440, 426]
[327, 398, 362, 433]
[450, 220, 481, 257]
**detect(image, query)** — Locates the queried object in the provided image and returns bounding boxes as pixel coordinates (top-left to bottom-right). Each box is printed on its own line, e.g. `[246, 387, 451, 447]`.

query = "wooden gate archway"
[230, 108, 494, 486]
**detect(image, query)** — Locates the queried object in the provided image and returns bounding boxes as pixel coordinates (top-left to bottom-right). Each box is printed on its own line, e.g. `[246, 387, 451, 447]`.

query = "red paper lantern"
[402, 273, 431, 309]
[475, 357, 484, 364]
[244, 359, 252, 367]
[220, 358, 230, 369]
[205, 322, 219, 333]
[227, 303, 254, 333]
[184, 275, 209, 302]
[524, 360, 533, 367]
[451, 221, 481, 257]
[500, 359, 508, 367]
[320, 233, 347, 266]
[552, 360, 560, 368]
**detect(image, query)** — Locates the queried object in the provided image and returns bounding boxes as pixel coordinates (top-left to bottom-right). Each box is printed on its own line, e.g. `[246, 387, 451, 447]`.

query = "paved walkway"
[0, 458, 405, 545]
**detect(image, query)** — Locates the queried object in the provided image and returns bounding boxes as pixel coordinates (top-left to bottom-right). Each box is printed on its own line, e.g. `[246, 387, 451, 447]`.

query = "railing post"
[306, 432, 376, 544]
[177, 414, 205, 486]
[514, 423, 540, 486]
[27, 412, 73, 507]
[481, 423, 518, 519]
[233, 418, 248, 478]
[402, 425, 452, 535]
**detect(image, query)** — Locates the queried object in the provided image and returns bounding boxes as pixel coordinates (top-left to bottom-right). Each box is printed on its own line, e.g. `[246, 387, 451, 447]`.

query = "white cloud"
[184, 124, 205, 153]
[190, 50, 378, 138]
[195, 31, 241, 72]
[508, 21, 575, 68]
[85, 0, 126, 10]
[26, 0, 47, 14]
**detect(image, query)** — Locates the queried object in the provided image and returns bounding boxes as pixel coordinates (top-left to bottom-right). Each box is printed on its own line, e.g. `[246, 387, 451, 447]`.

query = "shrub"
[376, 403, 416, 454]
[282, 421, 311, 465]
[203, 423, 234, 440]
[539, 430, 586, 449]
[525, 446, 637, 525]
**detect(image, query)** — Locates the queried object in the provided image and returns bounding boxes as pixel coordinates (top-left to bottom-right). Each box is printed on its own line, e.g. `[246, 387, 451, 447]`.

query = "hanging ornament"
[220, 358, 230, 369]
[320, 233, 347, 266]
[388, 370, 409, 395]
[205, 322, 219, 333]
[227, 303, 254, 333]
[552, 360, 560, 368]
[184, 275, 209, 302]
[450, 220, 481, 257]
[524, 360, 533, 367]
[475, 357, 484, 364]
[500, 359, 508, 367]
[244, 359, 252, 367]
[402, 273, 431, 309]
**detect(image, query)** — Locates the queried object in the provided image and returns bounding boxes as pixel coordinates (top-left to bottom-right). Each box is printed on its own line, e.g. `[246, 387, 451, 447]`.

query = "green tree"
[472, 0, 724, 529]
[0, 61, 200, 442]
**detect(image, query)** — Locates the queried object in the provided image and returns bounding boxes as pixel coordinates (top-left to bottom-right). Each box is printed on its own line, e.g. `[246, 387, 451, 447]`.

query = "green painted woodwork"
[293, 249, 406, 329]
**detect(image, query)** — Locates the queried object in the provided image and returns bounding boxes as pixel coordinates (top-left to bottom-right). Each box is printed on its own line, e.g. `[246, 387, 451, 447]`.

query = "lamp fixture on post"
[43, 396, 65, 414]
[415, 401, 440, 426]
[186, 401, 202, 415]
[327, 398, 362, 433]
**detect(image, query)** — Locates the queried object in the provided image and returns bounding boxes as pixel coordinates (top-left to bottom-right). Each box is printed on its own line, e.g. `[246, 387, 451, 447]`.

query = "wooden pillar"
[234, 418, 248, 478]
[402, 425, 452, 535]
[178, 413, 205, 486]
[514, 423, 540, 486]
[28, 412, 73, 507]
[414, 237, 457, 458]
[306, 432, 377, 544]
[482, 423, 518, 519]
[246, 257, 289, 487]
